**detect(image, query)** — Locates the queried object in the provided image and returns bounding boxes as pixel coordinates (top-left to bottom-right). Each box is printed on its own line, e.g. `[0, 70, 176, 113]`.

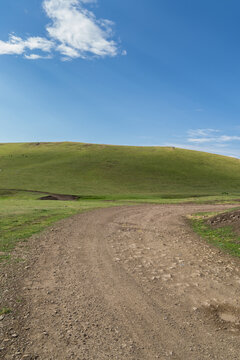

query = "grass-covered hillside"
[0, 142, 240, 197]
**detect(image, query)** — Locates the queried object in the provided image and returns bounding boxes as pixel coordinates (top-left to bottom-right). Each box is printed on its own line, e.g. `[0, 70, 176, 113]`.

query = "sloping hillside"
[0, 142, 239, 197]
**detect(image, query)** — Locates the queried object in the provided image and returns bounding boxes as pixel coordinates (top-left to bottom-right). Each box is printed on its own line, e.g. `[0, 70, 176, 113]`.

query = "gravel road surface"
[1, 204, 240, 359]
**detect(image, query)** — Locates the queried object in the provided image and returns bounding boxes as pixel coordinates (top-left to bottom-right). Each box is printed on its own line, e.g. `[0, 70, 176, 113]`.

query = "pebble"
[0, 315, 5, 321]
[12, 333, 18, 338]
[3, 339, 11, 343]
[162, 274, 172, 281]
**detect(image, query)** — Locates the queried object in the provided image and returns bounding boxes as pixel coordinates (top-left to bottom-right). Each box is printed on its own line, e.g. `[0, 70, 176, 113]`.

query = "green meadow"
[0, 142, 240, 261]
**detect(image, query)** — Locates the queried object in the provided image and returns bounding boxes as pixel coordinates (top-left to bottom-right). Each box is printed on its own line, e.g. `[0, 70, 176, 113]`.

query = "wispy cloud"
[0, 0, 122, 60]
[187, 128, 240, 144]
[24, 53, 53, 60]
[188, 128, 219, 137]
[164, 128, 240, 158]
[0, 35, 54, 55]
[164, 141, 240, 158]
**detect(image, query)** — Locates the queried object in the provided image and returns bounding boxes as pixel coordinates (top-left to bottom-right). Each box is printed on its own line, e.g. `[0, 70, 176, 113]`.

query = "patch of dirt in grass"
[0, 188, 80, 201]
[39, 194, 79, 201]
[206, 210, 240, 234]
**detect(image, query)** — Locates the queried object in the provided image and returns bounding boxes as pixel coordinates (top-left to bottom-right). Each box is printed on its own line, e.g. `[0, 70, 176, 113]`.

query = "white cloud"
[0, 35, 25, 55]
[187, 129, 240, 144]
[0, 0, 122, 60]
[159, 128, 240, 159]
[164, 142, 240, 159]
[25, 37, 54, 52]
[164, 128, 240, 158]
[24, 53, 53, 60]
[43, 0, 118, 58]
[188, 129, 220, 138]
[0, 34, 54, 56]
[188, 137, 216, 143]
[219, 135, 240, 141]
[57, 44, 80, 58]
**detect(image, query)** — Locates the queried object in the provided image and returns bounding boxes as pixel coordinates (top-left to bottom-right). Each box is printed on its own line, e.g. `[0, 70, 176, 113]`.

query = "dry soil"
[1, 204, 240, 360]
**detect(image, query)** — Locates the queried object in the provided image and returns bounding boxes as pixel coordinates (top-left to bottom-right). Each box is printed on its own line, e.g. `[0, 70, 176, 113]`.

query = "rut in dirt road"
[2, 204, 240, 360]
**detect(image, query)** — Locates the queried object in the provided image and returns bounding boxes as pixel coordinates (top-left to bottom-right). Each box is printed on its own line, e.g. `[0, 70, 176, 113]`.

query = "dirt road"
[1, 204, 240, 359]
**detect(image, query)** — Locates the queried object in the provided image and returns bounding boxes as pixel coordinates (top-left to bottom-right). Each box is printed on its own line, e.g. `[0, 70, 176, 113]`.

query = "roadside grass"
[190, 210, 240, 258]
[0, 210, 73, 255]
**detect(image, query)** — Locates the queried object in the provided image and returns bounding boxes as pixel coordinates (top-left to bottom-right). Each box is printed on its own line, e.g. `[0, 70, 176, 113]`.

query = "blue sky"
[0, 0, 240, 157]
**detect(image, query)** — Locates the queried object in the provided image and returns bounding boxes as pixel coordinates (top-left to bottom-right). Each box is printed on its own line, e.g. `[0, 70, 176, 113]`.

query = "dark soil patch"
[39, 194, 79, 201]
[0, 188, 80, 201]
[206, 210, 240, 235]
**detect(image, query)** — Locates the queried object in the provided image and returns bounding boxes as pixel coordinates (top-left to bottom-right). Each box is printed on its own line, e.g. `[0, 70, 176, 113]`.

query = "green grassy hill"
[0, 142, 239, 198]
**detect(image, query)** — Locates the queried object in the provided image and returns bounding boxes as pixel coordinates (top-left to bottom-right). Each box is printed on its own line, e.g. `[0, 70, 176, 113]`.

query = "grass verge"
[190, 211, 240, 257]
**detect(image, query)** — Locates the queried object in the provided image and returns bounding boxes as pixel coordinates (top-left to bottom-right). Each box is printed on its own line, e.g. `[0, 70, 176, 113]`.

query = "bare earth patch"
[1, 204, 240, 359]
[39, 194, 79, 201]
[207, 209, 240, 235]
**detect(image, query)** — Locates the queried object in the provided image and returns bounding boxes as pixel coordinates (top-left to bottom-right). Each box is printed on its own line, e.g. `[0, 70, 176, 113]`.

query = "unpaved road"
[1, 204, 240, 359]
